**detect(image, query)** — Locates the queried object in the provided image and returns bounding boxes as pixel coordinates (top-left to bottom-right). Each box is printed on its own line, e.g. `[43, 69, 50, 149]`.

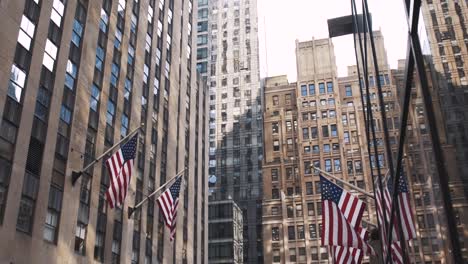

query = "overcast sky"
[257, 0, 409, 81]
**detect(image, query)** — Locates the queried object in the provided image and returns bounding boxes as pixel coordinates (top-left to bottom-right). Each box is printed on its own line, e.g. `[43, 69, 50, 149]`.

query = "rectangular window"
[272, 227, 280, 241]
[334, 159, 341, 171]
[327, 82, 333, 93]
[355, 160, 362, 173]
[322, 125, 329, 137]
[345, 85, 352, 96]
[273, 140, 280, 151]
[272, 95, 279, 106]
[342, 114, 348, 125]
[325, 159, 332, 172]
[288, 226, 295, 240]
[312, 145, 319, 153]
[311, 127, 318, 139]
[302, 128, 309, 139]
[301, 85, 307, 96]
[306, 182, 313, 195]
[323, 144, 330, 153]
[319, 83, 325, 94]
[271, 169, 279, 182]
[272, 122, 279, 133]
[309, 224, 317, 238]
[43, 185, 62, 243]
[304, 146, 311, 153]
[309, 84, 315, 95]
[297, 225, 305, 239]
[304, 161, 311, 174]
[344, 131, 350, 143]
[330, 124, 337, 137]
[289, 248, 296, 262]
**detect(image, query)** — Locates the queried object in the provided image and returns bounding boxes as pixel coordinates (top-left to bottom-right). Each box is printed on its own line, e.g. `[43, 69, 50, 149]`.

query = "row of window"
[271, 246, 328, 262]
[300, 82, 334, 96]
[271, 222, 324, 241]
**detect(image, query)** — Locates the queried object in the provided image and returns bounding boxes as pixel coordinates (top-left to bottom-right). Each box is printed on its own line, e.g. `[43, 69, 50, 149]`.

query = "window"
[344, 131, 350, 143]
[302, 128, 309, 139]
[272, 227, 280, 241]
[296, 204, 303, 217]
[272, 95, 279, 106]
[325, 159, 332, 172]
[301, 85, 307, 96]
[309, 84, 315, 95]
[8, 64, 27, 102]
[344, 85, 352, 97]
[319, 83, 325, 94]
[288, 226, 295, 240]
[312, 145, 319, 153]
[342, 114, 348, 125]
[285, 94, 292, 105]
[271, 169, 279, 182]
[330, 124, 337, 137]
[44, 186, 62, 243]
[323, 144, 330, 153]
[334, 159, 341, 171]
[18, 15, 36, 51]
[347, 161, 354, 174]
[271, 207, 279, 215]
[307, 202, 315, 216]
[311, 247, 318, 260]
[304, 146, 311, 153]
[309, 224, 317, 238]
[75, 223, 87, 254]
[311, 127, 318, 139]
[273, 249, 280, 262]
[327, 82, 333, 93]
[90, 84, 100, 112]
[322, 125, 329, 137]
[197, 34, 208, 45]
[297, 225, 305, 239]
[289, 248, 296, 262]
[349, 113, 356, 125]
[320, 99, 327, 106]
[287, 205, 294, 217]
[355, 160, 362, 173]
[328, 98, 335, 106]
[306, 182, 313, 195]
[311, 112, 317, 120]
[332, 143, 339, 151]
[272, 188, 279, 199]
[304, 161, 311, 174]
[302, 112, 309, 121]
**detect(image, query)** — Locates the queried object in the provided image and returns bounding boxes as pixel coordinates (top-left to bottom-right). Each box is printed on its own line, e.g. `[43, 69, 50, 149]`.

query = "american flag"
[157, 176, 182, 241]
[334, 227, 369, 264]
[375, 172, 416, 263]
[320, 176, 373, 254]
[105, 134, 138, 209]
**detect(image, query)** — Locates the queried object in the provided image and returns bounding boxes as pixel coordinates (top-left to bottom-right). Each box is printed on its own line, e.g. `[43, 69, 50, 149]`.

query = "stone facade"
[0, 0, 208, 263]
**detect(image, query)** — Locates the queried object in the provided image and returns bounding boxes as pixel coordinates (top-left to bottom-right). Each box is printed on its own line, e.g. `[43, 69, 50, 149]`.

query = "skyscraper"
[0, 0, 208, 263]
[196, 0, 263, 263]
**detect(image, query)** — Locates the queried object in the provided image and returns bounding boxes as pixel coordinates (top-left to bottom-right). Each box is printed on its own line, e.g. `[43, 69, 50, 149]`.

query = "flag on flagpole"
[320, 172, 368, 264]
[320, 176, 373, 254]
[375, 172, 415, 263]
[105, 134, 138, 209]
[334, 227, 369, 264]
[157, 176, 182, 241]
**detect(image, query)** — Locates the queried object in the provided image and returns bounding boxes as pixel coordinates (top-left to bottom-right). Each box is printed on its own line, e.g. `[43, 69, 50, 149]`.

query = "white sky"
[257, 0, 409, 80]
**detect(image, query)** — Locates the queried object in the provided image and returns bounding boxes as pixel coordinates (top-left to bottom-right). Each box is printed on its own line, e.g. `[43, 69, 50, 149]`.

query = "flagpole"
[127, 168, 186, 219]
[71, 124, 144, 186]
[311, 165, 375, 199]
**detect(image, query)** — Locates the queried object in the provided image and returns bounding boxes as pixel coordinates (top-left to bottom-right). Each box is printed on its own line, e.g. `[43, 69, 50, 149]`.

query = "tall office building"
[196, 0, 263, 263]
[262, 32, 463, 263]
[419, 0, 468, 261]
[0, 0, 208, 263]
